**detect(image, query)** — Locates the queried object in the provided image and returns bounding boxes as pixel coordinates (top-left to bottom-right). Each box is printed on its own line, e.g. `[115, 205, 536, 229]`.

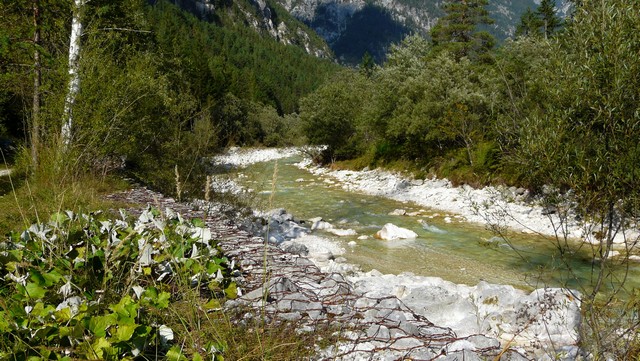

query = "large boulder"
[375, 223, 418, 240]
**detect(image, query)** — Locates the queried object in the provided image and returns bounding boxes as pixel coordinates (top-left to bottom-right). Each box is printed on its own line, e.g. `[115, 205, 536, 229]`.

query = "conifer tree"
[536, 0, 561, 39]
[515, 7, 542, 38]
[430, 0, 495, 62]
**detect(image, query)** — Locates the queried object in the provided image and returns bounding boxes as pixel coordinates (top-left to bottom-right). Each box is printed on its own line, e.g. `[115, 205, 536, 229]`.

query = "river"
[221, 153, 639, 294]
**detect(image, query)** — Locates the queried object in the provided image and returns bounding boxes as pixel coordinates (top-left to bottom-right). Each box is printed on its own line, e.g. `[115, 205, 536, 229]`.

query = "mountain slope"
[274, 0, 571, 64]
[166, 0, 333, 58]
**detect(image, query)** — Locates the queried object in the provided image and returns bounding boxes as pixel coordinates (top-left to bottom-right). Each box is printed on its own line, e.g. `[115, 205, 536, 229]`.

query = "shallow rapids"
[220, 154, 640, 293]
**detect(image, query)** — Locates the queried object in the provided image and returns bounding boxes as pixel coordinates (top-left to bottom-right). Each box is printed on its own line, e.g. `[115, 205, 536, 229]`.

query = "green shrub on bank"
[0, 207, 236, 360]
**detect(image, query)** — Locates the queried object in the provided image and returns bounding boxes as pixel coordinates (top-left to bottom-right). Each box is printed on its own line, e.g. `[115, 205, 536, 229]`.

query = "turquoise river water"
[227, 155, 639, 294]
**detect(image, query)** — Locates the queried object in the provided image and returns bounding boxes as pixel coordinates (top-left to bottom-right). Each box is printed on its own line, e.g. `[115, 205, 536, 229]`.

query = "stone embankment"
[108, 186, 582, 361]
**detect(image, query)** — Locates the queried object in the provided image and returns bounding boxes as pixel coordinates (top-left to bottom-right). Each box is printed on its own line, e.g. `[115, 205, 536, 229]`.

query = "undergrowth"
[0, 147, 327, 360]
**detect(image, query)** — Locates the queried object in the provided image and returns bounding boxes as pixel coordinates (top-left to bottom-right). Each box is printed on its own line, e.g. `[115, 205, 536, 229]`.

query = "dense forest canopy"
[0, 0, 337, 193]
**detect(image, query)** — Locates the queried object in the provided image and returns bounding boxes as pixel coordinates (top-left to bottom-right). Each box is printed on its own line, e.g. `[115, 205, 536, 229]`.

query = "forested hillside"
[0, 0, 338, 193]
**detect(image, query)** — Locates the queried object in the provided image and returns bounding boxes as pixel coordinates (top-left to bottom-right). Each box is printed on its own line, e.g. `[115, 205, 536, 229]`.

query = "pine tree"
[515, 7, 542, 38]
[536, 0, 561, 39]
[430, 0, 495, 62]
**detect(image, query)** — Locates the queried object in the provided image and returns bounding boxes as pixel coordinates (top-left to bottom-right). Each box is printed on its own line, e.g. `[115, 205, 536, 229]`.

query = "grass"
[0, 168, 130, 235]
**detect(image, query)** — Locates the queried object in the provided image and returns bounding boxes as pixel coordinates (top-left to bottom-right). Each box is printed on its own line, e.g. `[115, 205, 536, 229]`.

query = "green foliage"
[536, 0, 562, 38]
[0, 0, 70, 142]
[0, 208, 237, 360]
[300, 70, 370, 162]
[503, 2, 640, 357]
[515, 7, 543, 38]
[1, 0, 338, 196]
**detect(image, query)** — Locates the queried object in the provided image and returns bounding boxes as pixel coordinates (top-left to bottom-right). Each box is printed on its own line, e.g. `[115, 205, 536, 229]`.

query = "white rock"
[375, 223, 418, 240]
[311, 218, 334, 231]
[388, 209, 407, 216]
[327, 228, 357, 237]
[347, 272, 581, 360]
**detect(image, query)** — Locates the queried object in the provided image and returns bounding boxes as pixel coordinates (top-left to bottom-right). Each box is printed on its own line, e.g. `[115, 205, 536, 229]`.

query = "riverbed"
[212, 149, 640, 294]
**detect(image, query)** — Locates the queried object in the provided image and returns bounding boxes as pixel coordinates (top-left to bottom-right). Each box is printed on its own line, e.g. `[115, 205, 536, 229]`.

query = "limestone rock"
[375, 223, 418, 240]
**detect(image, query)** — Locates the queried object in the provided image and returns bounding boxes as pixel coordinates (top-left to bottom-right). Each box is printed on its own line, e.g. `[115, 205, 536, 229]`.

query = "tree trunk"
[31, 0, 41, 165]
[62, 0, 84, 145]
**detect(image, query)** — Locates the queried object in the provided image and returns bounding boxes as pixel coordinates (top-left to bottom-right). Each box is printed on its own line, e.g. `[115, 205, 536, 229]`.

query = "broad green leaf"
[50, 212, 68, 225]
[25, 282, 46, 300]
[89, 337, 111, 359]
[203, 298, 221, 311]
[0, 311, 10, 332]
[224, 282, 238, 299]
[110, 296, 138, 320]
[27, 354, 46, 361]
[206, 262, 222, 275]
[88, 314, 117, 337]
[191, 218, 205, 227]
[156, 291, 171, 308]
[42, 269, 63, 286]
[113, 323, 137, 342]
[54, 307, 72, 322]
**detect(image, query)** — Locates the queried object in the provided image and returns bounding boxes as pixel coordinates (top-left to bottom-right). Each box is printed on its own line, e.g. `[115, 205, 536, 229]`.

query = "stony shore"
[106, 184, 581, 360]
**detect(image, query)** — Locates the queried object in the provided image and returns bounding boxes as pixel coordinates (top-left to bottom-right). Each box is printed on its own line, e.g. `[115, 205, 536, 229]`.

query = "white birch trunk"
[62, 0, 85, 145]
[32, 0, 41, 164]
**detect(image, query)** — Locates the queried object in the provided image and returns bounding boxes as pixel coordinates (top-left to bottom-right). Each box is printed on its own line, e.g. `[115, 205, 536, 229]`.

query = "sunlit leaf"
[88, 314, 117, 337]
[166, 345, 187, 361]
[25, 282, 46, 300]
[224, 282, 238, 299]
[203, 298, 222, 311]
[114, 323, 137, 342]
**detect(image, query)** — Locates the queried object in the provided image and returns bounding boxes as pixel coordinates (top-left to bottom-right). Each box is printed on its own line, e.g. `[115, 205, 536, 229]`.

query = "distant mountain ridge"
[168, 0, 571, 64]
[280, 0, 572, 64]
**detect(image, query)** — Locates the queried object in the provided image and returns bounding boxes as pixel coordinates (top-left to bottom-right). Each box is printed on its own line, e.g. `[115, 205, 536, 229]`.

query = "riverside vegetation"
[1, 0, 639, 359]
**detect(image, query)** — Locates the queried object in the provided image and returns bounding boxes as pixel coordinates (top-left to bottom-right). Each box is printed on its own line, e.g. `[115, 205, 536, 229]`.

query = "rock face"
[375, 223, 418, 240]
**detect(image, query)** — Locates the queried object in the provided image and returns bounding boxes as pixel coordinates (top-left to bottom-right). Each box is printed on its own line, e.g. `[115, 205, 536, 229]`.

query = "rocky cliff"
[168, 0, 333, 58]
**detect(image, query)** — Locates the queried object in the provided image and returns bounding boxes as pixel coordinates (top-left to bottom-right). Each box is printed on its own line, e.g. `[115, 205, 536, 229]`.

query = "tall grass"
[0, 145, 129, 235]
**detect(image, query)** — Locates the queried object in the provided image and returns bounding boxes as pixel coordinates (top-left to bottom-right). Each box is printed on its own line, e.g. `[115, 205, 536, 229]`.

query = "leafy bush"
[0, 208, 236, 360]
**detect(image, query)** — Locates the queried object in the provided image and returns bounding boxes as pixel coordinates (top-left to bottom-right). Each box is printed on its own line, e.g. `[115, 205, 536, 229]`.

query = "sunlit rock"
[375, 223, 418, 240]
